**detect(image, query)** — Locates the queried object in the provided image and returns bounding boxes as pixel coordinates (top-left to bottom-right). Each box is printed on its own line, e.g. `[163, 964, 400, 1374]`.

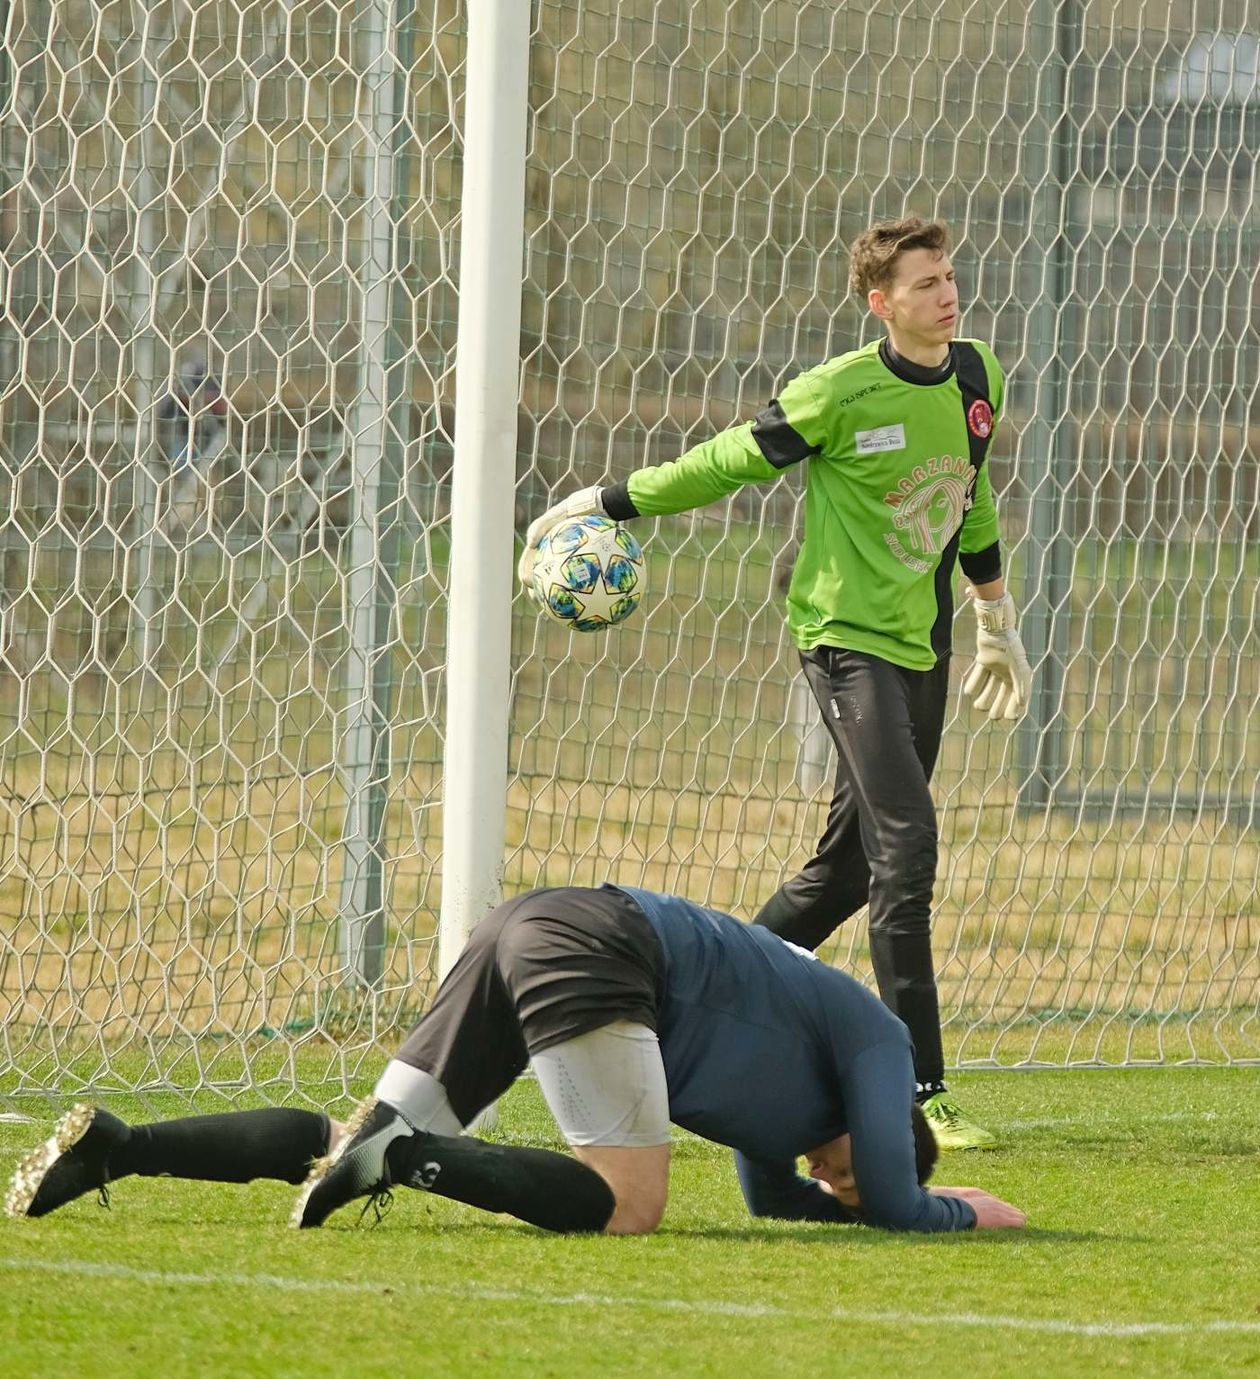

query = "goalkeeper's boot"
[291, 1097, 414, 1229]
[5, 1104, 132, 1218]
[919, 1092, 999, 1151]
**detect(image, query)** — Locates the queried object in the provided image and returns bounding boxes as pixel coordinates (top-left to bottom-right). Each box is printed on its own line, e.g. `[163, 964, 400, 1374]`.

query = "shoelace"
[357, 1186, 394, 1227]
[930, 1100, 963, 1127]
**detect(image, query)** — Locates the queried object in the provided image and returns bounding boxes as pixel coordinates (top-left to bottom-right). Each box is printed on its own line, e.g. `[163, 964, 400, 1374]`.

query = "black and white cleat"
[5, 1103, 132, 1218]
[291, 1097, 414, 1230]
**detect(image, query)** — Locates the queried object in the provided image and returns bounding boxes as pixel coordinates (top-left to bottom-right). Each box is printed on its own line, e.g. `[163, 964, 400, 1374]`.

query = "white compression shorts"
[530, 1019, 671, 1148]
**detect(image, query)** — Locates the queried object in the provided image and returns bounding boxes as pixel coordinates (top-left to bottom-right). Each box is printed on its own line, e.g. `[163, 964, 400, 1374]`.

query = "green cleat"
[919, 1092, 998, 1151]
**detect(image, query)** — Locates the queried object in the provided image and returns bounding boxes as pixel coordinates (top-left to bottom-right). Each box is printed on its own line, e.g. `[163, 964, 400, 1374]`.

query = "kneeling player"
[7, 885, 1025, 1234]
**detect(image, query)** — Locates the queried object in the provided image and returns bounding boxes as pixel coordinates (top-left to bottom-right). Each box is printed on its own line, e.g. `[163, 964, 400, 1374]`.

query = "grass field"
[2, 1066, 1258, 1378]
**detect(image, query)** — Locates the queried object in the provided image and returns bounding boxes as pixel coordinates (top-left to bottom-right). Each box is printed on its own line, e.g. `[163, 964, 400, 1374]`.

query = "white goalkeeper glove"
[517, 484, 606, 596]
[962, 589, 1033, 722]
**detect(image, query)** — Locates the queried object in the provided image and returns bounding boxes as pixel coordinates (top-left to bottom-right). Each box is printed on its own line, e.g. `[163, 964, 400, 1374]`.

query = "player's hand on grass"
[962, 588, 1033, 722]
[517, 484, 607, 597]
[930, 1185, 1027, 1228]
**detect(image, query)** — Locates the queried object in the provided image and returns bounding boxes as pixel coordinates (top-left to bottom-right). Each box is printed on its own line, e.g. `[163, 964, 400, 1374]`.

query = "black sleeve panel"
[959, 541, 1003, 585]
[750, 400, 822, 470]
[600, 481, 641, 520]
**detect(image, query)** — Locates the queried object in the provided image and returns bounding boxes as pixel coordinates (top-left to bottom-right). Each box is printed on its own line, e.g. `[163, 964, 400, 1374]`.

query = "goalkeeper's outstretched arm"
[517, 385, 827, 593]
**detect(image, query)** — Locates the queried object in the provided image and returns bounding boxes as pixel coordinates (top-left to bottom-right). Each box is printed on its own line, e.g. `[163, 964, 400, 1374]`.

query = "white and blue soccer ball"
[531, 514, 645, 632]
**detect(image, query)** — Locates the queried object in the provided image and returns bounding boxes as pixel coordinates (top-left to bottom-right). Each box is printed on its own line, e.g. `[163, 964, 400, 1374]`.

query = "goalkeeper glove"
[962, 589, 1033, 722]
[517, 484, 607, 596]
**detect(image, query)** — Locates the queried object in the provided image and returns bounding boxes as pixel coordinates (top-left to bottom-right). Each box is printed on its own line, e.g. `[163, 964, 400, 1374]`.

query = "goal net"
[1, 0, 1256, 1109]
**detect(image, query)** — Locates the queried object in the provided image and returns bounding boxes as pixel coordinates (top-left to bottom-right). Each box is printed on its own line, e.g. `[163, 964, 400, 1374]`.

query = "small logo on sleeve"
[855, 423, 906, 453]
[967, 400, 994, 439]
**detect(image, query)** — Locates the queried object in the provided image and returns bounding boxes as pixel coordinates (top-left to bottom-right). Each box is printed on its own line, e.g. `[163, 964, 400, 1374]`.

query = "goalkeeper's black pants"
[753, 647, 950, 1090]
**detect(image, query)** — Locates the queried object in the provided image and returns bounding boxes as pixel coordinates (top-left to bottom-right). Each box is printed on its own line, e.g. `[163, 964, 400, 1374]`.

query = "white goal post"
[1, 0, 1256, 1111]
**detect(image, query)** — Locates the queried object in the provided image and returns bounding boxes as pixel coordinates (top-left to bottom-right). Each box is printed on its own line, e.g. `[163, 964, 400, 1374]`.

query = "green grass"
[2, 1068, 1259, 1378]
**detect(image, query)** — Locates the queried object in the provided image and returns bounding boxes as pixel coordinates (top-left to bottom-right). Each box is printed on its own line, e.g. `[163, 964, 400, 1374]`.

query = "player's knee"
[876, 825, 937, 885]
[603, 1187, 666, 1235]
[900, 815, 939, 855]
[587, 1164, 668, 1235]
[759, 875, 869, 948]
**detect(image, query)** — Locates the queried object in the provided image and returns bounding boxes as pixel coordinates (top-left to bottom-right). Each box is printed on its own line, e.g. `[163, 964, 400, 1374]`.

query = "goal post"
[439, 0, 531, 982]
[0, 0, 1256, 1113]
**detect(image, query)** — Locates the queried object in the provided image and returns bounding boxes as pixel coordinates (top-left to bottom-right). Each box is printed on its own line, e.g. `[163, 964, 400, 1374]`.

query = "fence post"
[336, 0, 408, 985]
[1016, 0, 1080, 808]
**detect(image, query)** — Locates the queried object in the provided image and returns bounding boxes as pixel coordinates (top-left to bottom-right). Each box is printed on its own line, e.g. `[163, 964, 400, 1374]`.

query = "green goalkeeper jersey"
[604, 337, 1005, 671]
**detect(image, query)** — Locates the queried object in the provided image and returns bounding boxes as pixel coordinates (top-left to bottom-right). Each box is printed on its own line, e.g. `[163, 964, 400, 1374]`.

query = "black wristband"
[959, 541, 1002, 586]
[600, 481, 640, 521]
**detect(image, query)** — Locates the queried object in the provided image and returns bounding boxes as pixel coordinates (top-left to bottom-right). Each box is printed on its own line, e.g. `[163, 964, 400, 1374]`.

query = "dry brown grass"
[3, 748, 1254, 1070]
[1, 526, 1256, 1086]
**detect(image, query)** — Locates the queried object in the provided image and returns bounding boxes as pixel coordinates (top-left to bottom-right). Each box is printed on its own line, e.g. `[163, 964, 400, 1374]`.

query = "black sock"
[915, 1082, 947, 1103]
[111, 1108, 331, 1186]
[386, 1131, 616, 1234]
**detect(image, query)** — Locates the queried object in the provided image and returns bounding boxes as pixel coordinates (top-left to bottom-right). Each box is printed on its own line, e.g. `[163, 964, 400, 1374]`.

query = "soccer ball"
[531, 514, 645, 631]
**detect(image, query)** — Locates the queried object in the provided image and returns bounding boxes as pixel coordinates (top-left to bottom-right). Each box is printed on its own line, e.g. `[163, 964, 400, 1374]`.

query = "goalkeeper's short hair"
[848, 217, 951, 300]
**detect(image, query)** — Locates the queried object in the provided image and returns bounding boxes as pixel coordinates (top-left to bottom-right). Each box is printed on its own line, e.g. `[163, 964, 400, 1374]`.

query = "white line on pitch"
[1, 1256, 1257, 1339]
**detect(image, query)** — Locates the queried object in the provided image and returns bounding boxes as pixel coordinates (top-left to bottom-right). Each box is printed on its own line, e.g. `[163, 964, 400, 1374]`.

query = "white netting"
[507, 0, 1260, 1067]
[1, 1, 1257, 1110]
[0, 0, 464, 1103]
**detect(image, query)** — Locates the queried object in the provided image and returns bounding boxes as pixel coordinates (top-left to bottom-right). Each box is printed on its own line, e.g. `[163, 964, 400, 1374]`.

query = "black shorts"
[392, 886, 663, 1125]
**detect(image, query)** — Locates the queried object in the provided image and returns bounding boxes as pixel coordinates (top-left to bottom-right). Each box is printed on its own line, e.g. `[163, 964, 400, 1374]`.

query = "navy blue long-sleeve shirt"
[612, 885, 976, 1233]
[735, 1153, 862, 1224]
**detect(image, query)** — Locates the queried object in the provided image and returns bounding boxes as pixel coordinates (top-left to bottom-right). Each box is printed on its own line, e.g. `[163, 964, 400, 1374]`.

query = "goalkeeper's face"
[803, 1134, 861, 1209]
[870, 247, 961, 354]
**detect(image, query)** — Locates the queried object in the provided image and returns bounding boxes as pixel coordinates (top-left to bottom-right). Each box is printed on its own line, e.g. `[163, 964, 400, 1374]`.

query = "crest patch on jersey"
[967, 400, 994, 439]
[855, 423, 906, 453]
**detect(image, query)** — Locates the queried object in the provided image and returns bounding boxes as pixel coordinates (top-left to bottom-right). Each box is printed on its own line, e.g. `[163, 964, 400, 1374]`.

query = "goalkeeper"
[8, 885, 1024, 1235]
[519, 218, 1032, 1150]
